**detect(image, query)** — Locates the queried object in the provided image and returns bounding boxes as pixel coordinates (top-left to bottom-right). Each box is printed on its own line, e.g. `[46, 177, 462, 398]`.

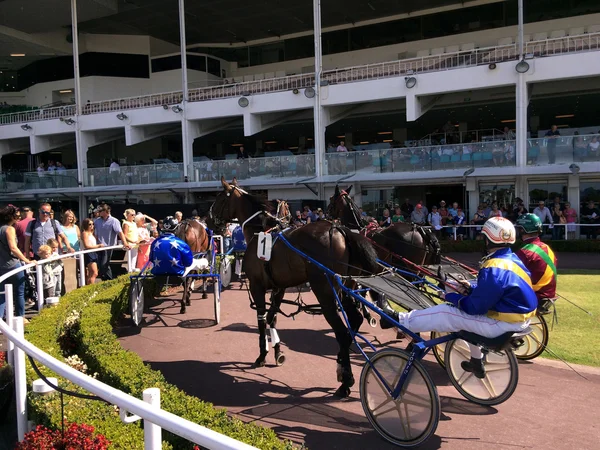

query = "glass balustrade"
[325, 141, 516, 176]
[527, 134, 600, 166]
[85, 163, 185, 187]
[0, 170, 79, 192]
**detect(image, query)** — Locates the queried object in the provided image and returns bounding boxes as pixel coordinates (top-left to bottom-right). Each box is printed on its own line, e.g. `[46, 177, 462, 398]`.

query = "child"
[37, 245, 57, 298]
[46, 238, 64, 296]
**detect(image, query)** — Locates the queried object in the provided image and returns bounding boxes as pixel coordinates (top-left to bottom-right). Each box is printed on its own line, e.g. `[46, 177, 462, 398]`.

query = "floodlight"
[304, 87, 316, 98]
[238, 97, 249, 108]
[515, 60, 530, 74]
[405, 77, 417, 89]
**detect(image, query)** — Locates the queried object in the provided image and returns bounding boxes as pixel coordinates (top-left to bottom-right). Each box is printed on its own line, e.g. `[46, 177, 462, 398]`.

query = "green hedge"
[440, 239, 600, 253]
[25, 277, 295, 450]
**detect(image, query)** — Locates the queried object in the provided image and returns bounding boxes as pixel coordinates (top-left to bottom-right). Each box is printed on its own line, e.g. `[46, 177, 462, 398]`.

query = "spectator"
[380, 208, 392, 228]
[503, 126, 515, 140]
[410, 204, 426, 225]
[61, 209, 80, 252]
[94, 204, 129, 280]
[46, 238, 63, 296]
[563, 202, 577, 240]
[545, 125, 560, 164]
[400, 198, 414, 220]
[24, 203, 75, 260]
[392, 206, 405, 223]
[471, 205, 487, 239]
[303, 206, 317, 222]
[336, 140, 348, 152]
[427, 206, 443, 238]
[135, 213, 156, 270]
[175, 211, 183, 222]
[80, 218, 104, 285]
[56, 161, 67, 174]
[15, 206, 34, 255]
[109, 159, 120, 184]
[315, 208, 325, 221]
[37, 245, 57, 298]
[237, 146, 250, 159]
[551, 196, 563, 212]
[448, 202, 459, 218]
[588, 136, 599, 160]
[47, 160, 56, 172]
[489, 202, 503, 219]
[122, 209, 139, 268]
[0, 205, 33, 322]
[418, 200, 429, 218]
[533, 201, 553, 235]
[552, 207, 566, 240]
[293, 210, 306, 226]
[37, 163, 45, 176]
[580, 200, 599, 239]
[481, 201, 491, 217]
[453, 209, 467, 240]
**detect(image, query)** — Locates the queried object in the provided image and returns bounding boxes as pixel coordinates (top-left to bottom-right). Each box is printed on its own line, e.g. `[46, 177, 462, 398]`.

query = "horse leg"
[201, 277, 208, 299]
[266, 289, 286, 366]
[250, 284, 269, 368]
[341, 292, 363, 333]
[311, 276, 354, 398]
[180, 277, 190, 314]
[185, 275, 192, 306]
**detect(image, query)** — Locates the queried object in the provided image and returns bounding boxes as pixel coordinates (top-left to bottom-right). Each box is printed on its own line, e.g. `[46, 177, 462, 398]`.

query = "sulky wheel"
[360, 348, 440, 448]
[444, 339, 519, 406]
[129, 281, 144, 327]
[429, 331, 450, 368]
[514, 313, 548, 361]
[214, 280, 221, 325]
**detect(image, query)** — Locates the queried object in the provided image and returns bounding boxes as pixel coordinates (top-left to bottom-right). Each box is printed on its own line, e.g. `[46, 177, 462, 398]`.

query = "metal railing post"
[12, 316, 27, 442]
[5, 285, 14, 366]
[143, 388, 162, 449]
[126, 248, 133, 273]
[78, 254, 86, 286]
[35, 263, 44, 311]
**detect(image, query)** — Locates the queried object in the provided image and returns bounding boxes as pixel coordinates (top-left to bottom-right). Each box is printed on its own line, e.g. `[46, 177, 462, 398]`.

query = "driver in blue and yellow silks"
[149, 216, 193, 276]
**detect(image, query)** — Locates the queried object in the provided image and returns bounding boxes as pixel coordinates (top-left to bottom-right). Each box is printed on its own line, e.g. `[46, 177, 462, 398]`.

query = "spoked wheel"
[213, 279, 221, 325]
[129, 281, 144, 327]
[360, 349, 440, 447]
[429, 331, 450, 368]
[514, 313, 548, 361]
[444, 339, 518, 406]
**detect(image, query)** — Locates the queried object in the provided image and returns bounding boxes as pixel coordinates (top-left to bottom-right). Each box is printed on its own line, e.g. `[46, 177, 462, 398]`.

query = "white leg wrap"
[269, 327, 280, 346]
[264, 339, 269, 352]
[469, 344, 483, 359]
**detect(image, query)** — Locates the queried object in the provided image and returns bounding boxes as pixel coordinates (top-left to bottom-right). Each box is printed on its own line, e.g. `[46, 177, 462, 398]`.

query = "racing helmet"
[481, 216, 516, 245]
[515, 213, 543, 234]
[231, 226, 247, 252]
[161, 216, 179, 233]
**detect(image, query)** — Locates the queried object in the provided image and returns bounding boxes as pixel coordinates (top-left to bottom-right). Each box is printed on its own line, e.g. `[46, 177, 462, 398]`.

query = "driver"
[514, 213, 558, 314]
[394, 217, 537, 378]
[149, 216, 193, 276]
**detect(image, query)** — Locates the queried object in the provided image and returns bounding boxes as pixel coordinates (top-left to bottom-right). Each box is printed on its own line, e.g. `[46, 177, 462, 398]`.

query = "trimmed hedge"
[25, 277, 295, 450]
[440, 239, 600, 253]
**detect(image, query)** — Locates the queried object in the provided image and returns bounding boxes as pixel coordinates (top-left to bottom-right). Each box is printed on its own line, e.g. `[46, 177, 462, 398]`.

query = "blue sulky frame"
[129, 235, 223, 324]
[275, 233, 459, 403]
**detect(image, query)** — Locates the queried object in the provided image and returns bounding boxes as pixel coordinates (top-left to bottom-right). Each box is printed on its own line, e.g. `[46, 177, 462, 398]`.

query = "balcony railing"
[0, 169, 79, 193]
[1, 32, 599, 126]
[85, 163, 185, 187]
[325, 141, 516, 176]
[527, 133, 600, 165]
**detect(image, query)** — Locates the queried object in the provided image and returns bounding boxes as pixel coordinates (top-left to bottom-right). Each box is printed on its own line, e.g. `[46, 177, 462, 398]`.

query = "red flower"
[15, 423, 110, 450]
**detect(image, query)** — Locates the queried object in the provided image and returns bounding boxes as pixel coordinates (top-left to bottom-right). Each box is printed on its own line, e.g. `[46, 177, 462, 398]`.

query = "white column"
[179, 0, 191, 180]
[143, 388, 162, 449]
[515, 0, 528, 168]
[313, 0, 324, 182]
[71, 0, 85, 187]
[13, 316, 27, 441]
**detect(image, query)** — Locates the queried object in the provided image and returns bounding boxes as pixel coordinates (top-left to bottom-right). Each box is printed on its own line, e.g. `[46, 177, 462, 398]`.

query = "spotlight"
[292, 88, 299, 95]
[238, 97, 249, 108]
[405, 76, 417, 89]
[488, 63, 497, 70]
[59, 117, 65, 122]
[463, 168, 475, 177]
[304, 87, 316, 98]
[320, 79, 329, 86]
[64, 118, 76, 125]
[21, 124, 32, 130]
[162, 104, 169, 110]
[172, 105, 183, 113]
[515, 60, 530, 74]
[569, 163, 580, 175]
[116, 113, 128, 120]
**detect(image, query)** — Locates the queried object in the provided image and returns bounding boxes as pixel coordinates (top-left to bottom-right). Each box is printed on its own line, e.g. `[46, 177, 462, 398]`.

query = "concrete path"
[118, 285, 600, 450]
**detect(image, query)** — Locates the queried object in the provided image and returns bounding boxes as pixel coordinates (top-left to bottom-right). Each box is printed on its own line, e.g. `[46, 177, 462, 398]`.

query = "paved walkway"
[119, 285, 600, 450]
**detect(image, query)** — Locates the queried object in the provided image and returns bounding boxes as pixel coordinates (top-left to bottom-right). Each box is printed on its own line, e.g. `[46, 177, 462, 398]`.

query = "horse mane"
[243, 191, 274, 214]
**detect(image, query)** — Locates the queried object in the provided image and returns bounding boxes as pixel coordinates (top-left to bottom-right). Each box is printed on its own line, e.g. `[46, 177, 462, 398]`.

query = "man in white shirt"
[109, 159, 121, 184]
[533, 200, 553, 236]
[427, 205, 443, 238]
[336, 140, 348, 152]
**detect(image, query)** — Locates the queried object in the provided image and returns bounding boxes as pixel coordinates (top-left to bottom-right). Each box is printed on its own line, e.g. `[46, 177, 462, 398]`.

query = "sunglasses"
[40, 211, 51, 215]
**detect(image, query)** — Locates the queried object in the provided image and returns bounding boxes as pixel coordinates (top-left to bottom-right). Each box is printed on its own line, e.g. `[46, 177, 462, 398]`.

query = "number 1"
[260, 237, 266, 255]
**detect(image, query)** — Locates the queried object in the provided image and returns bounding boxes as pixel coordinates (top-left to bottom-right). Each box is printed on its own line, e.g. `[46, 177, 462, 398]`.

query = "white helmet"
[481, 217, 516, 245]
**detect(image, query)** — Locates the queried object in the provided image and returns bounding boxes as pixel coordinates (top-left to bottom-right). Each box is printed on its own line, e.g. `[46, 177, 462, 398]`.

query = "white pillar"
[179, 0, 191, 180]
[313, 0, 324, 183]
[515, 0, 528, 168]
[143, 388, 162, 450]
[5, 284, 14, 366]
[13, 316, 27, 442]
[70, 0, 85, 187]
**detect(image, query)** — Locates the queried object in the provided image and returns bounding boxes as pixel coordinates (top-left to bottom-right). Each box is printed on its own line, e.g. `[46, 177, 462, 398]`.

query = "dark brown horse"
[207, 177, 381, 398]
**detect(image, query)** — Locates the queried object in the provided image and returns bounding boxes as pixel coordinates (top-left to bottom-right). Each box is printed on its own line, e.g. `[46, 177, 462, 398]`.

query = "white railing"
[2, 32, 599, 124]
[0, 245, 256, 449]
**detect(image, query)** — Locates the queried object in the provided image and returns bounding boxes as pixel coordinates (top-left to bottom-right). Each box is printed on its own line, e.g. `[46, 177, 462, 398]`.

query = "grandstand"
[0, 0, 599, 224]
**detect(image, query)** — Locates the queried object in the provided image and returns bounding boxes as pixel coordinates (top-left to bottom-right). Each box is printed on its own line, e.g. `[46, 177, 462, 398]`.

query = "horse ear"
[221, 176, 231, 190]
[232, 177, 238, 186]
[334, 185, 340, 196]
[346, 185, 353, 195]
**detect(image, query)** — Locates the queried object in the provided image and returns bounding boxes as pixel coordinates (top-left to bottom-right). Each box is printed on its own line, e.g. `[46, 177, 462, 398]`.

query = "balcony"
[325, 141, 516, 176]
[527, 134, 600, 166]
[0, 170, 79, 193]
[1, 32, 599, 126]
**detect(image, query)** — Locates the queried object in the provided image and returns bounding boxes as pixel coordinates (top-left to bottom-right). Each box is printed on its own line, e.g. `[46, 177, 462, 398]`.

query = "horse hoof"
[186, 300, 191, 306]
[368, 317, 378, 328]
[202, 293, 208, 299]
[253, 359, 266, 368]
[334, 385, 351, 398]
[180, 308, 186, 314]
[275, 352, 286, 367]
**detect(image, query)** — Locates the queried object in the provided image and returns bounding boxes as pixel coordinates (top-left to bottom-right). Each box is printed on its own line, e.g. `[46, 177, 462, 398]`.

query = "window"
[580, 181, 600, 207]
[479, 184, 515, 210]
[151, 55, 181, 73]
[528, 181, 567, 210]
[80, 53, 149, 78]
[249, 42, 284, 66]
[187, 55, 207, 72]
[207, 57, 221, 77]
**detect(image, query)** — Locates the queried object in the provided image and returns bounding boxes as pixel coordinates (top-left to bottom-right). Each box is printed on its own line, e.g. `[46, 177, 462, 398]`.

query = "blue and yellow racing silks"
[446, 248, 538, 323]
[149, 234, 194, 276]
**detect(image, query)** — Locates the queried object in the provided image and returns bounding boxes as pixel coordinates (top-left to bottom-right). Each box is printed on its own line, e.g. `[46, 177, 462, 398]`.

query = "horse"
[174, 218, 212, 313]
[207, 177, 381, 398]
[328, 185, 441, 268]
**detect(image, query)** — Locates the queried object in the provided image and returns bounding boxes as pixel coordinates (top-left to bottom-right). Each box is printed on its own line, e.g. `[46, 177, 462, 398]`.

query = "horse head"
[208, 177, 246, 232]
[328, 185, 363, 229]
[413, 224, 442, 264]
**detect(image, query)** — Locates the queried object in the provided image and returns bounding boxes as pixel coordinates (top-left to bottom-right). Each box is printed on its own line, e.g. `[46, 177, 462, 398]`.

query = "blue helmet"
[231, 226, 247, 252]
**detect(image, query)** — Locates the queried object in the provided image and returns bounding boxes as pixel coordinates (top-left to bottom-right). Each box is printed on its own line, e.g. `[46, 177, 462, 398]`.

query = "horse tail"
[341, 226, 380, 275]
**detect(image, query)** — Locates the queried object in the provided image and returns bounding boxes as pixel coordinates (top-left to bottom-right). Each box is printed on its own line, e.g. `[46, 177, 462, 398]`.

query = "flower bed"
[24, 277, 294, 449]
